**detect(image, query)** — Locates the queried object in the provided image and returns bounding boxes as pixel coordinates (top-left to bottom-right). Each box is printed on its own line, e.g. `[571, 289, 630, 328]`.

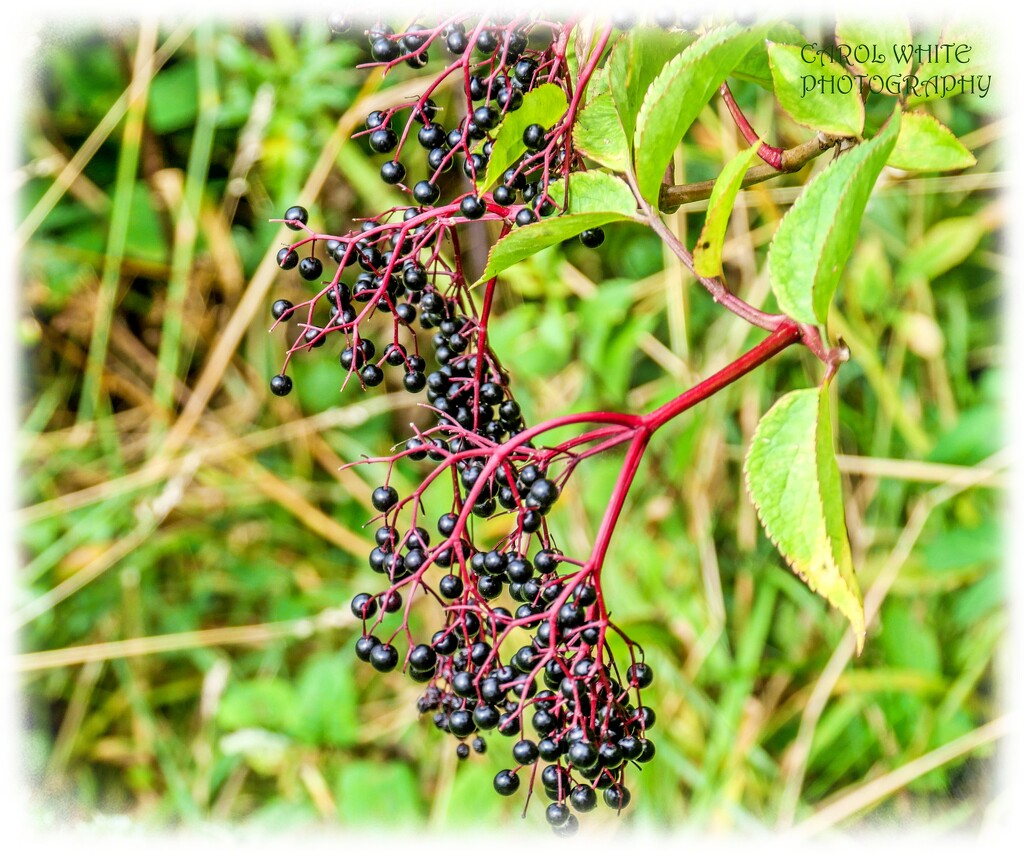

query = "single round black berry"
[350, 592, 378, 620]
[369, 127, 398, 153]
[515, 208, 537, 227]
[369, 642, 398, 672]
[460, 195, 485, 220]
[569, 783, 597, 812]
[371, 37, 400, 63]
[409, 643, 437, 672]
[269, 374, 293, 397]
[512, 739, 539, 765]
[298, 256, 323, 281]
[523, 123, 546, 151]
[493, 769, 519, 796]
[418, 123, 446, 149]
[371, 485, 399, 512]
[380, 160, 406, 184]
[361, 364, 384, 387]
[567, 740, 598, 770]
[283, 205, 308, 230]
[413, 180, 440, 205]
[354, 635, 379, 662]
[580, 227, 606, 248]
[276, 248, 299, 269]
[603, 785, 632, 810]
[545, 802, 570, 827]
[271, 299, 293, 320]
[627, 662, 654, 689]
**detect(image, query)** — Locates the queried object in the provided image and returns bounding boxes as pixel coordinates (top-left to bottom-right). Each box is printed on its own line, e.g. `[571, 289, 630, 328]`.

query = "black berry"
[277, 248, 299, 269]
[298, 257, 323, 281]
[269, 374, 293, 397]
[283, 205, 308, 230]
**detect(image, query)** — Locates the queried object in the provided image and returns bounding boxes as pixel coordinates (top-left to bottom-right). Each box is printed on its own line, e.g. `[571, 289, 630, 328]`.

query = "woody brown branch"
[658, 131, 845, 212]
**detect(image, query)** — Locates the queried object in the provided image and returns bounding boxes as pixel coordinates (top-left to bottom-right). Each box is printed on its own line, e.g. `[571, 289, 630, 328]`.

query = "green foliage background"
[17, 17, 1004, 836]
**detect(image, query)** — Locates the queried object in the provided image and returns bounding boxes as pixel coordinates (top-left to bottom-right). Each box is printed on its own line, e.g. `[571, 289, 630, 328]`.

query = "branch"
[658, 131, 844, 212]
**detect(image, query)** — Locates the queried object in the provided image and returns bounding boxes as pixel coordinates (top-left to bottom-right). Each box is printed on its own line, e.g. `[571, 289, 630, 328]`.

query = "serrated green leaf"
[744, 387, 865, 652]
[768, 43, 864, 137]
[768, 108, 901, 324]
[835, 19, 914, 84]
[476, 172, 638, 283]
[609, 28, 695, 154]
[573, 94, 630, 172]
[481, 83, 568, 190]
[633, 25, 764, 205]
[694, 142, 762, 277]
[905, 24, 992, 106]
[733, 22, 806, 89]
[887, 111, 976, 171]
[586, 60, 611, 102]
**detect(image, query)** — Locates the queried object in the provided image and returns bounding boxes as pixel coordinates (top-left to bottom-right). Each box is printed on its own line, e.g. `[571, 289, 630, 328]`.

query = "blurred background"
[15, 13, 1006, 837]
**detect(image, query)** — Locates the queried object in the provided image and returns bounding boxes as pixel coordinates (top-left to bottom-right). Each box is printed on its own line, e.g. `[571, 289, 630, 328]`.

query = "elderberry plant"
[266, 14, 977, 832]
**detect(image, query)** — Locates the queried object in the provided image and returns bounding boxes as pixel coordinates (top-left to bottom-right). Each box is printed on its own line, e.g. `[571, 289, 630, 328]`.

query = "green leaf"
[693, 142, 762, 277]
[217, 677, 299, 733]
[481, 83, 568, 190]
[768, 43, 864, 137]
[906, 23, 993, 106]
[835, 19, 914, 84]
[744, 386, 865, 652]
[609, 28, 694, 154]
[897, 216, 986, 284]
[887, 111, 976, 172]
[633, 24, 764, 205]
[147, 60, 199, 133]
[733, 22, 806, 89]
[333, 761, 423, 826]
[476, 172, 638, 283]
[573, 94, 630, 172]
[292, 652, 359, 747]
[768, 108, 901, 324]
[585, 60, 611, 103]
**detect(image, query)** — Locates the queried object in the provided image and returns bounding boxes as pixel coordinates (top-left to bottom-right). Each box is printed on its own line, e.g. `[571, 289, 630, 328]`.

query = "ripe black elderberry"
[298, 257, 323, 281]
[493, 769, 519, 796]
[271, 299, 294, 320]
[371, 37, 400, 62]
[369, 643, 399, 672]
[460, 195, 485, 220]
[283, 205, 308, 229]
[413, 180, 441, 204]
[523, 123, 546, 151]
[269, 374, 293, 397]
[369, 127, 398, 153]
[276, 248, 299, 269]
[580, 227, 605, 247]
[515, 208, 537, 227]
[380, 160, 406, 184]
[493, 185, 516, 206]
[371, 485, 399, 512]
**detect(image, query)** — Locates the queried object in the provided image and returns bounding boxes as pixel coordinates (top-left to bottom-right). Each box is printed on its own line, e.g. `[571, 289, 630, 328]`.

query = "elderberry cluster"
[352, 467, 659, 834]
[266, 16, 652, 832]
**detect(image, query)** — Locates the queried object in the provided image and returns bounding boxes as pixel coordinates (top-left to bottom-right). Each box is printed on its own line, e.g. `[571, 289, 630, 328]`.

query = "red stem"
[719, 82, 784, 170]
